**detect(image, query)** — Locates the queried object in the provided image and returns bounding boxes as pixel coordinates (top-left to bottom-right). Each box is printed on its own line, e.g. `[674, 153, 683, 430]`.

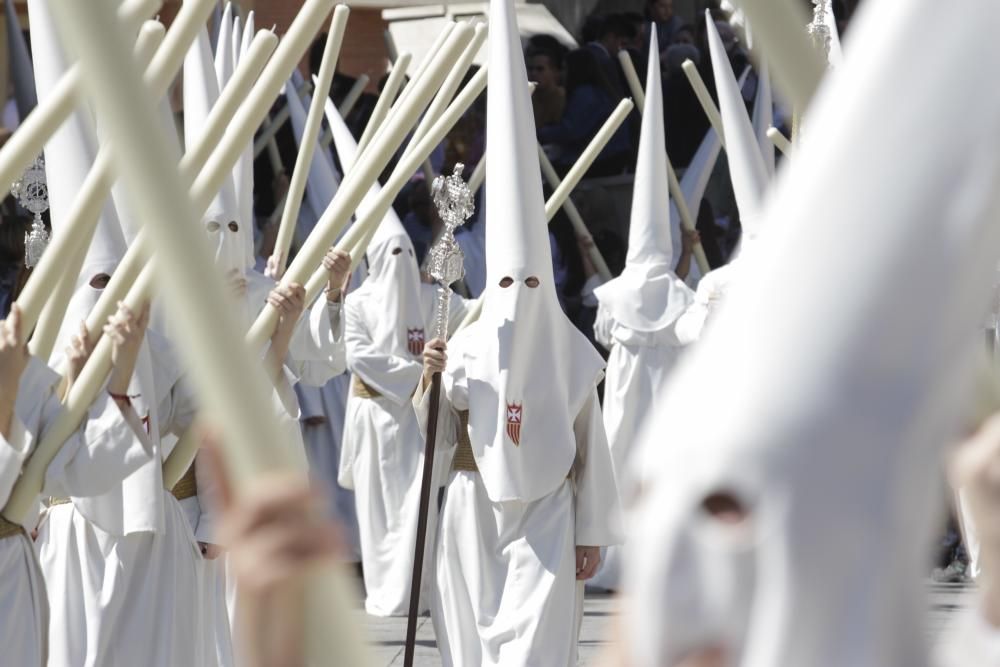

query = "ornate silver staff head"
[807, 0, 833, 61]
[427, 163, 475, 339]
[11, 156, 50, 268]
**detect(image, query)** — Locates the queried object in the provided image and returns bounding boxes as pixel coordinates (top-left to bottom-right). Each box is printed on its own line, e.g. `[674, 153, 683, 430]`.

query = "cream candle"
[768, 126, 793, 156]
[271, 7, 350, 274]
[680, 59, 726, 145]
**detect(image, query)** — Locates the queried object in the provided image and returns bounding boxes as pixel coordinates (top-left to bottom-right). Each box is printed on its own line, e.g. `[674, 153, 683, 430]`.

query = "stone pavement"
[359, 583, 977, 666]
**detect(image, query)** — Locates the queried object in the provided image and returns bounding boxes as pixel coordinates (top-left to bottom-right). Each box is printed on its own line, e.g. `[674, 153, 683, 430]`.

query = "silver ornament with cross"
[11, 156, 50, 268]
[428, 163, 474, 339]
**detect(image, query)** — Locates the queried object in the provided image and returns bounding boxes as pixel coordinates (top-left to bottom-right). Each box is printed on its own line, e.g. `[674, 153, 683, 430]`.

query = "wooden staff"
[271, 8, 349, 275]
[245, 24, 475, 349]
[618, 52, 710, 274]
[767, 126, 793, 156]
[47, 3, 373, 665]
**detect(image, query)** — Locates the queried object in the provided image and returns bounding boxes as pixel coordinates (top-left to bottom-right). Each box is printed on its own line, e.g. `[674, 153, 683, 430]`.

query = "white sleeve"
[43, 392, 153, 500]
[593, 306, 615, 350]
[572, 388, 625, 547]
[0, 416, 30, 507]
[345, 298, 422, 406]
[286, 295, 347, 387]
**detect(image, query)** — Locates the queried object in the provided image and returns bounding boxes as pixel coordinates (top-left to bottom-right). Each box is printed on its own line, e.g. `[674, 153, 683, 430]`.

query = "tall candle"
[246, 24, 475, 349]
[338, 73, 369, 117]
[354, 52, 411, 157]
[271, 7, 350, 275]
[543, 99, 633, 217]
[729, 0, 824, 112]
[306, 64, 489, 302]
[180, 30, 278, 175]
[0, 0, 158, 207]
[403, 22, 487, 157]
[536, 146, 613, 282]
[767, 126, 793, 156]
[680, 60, 726, 145]
[251, 80, 312, 158]
[45, 4, 374, 663]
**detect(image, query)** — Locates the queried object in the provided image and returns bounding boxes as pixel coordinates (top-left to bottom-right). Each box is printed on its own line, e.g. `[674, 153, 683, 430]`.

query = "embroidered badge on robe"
[506, 403, 522, 446]
[407, 328, 425, 356]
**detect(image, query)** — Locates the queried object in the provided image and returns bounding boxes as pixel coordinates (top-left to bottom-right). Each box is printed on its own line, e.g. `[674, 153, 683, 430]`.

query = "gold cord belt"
[0, 514, 24, 540]
[352, 375, 382, 400]
[451, 410, 478, 473]
[50, 461, 199, 507]
[171, 463, 198, 501]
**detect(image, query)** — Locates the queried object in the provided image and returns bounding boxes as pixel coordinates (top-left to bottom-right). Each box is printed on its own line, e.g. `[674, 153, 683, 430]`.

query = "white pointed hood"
[31, 1, 165, 537]
[446, 0, 605, 504]
[232, 10, 257, 268]
[330, 100, 425, 401]
[706, 12, 769, 239]
[5, 0, 36, 119]
[185, 26, 246, 278]
[214, 2, 234, 86]
[594, 27, 693, 333]
[626, 0, 1000, 664]
[29, 0, 127, 336]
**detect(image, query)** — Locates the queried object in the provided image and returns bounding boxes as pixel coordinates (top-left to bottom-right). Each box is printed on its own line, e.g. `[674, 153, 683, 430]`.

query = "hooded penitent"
[706, 11, 769, 243]
[329, 101, 425, 391]
[185, 26, 250, 290]
[625, 0, 1000, 665]
[593, 27, 692, 333]
[446, 0, 605, 503]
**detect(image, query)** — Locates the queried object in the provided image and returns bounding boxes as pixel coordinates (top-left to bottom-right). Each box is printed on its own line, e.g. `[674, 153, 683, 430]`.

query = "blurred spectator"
[0, 201, 30, 318]
[401, 181, 435, 265]
[661, 44, 710, 168]
[583, 14, 633, 98]
[538, 49, 632, 177]
[526, 45, 566, 128]
[647, 0, 685, 50]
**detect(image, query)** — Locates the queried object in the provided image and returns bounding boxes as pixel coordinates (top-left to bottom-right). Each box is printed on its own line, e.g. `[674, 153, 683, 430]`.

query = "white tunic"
[415, 368, 623, 666]
[587, 306, 688, 592]
[0, 358, 147, 667]
[38, 336, 210, 667]
[340, 286, 465, 616]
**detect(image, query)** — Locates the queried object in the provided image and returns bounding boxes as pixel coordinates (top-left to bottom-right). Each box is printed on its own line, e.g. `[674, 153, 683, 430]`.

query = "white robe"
[0, 358, 147, 667]
[297, 373, 361, 561]
[38, 338, 210, 667]
[414, 368, 623, 666]
[587, 306, 688, 592]
[340, 286, 466, 617]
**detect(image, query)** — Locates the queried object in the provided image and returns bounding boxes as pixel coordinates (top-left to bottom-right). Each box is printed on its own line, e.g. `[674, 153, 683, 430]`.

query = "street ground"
[359, 583, 976, 666]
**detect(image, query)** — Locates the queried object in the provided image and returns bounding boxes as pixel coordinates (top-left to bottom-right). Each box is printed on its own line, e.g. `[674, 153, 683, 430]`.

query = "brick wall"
[160, 1, 389, 91]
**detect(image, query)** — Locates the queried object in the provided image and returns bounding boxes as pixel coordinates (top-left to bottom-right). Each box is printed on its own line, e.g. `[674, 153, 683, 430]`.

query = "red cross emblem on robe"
[506, 403, 522, 446]
[407, 328, 426, 356]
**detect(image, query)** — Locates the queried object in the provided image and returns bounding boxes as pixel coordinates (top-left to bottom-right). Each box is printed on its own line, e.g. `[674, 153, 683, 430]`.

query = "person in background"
[527, 44, 566, 128]
[584, 14, 633, 99]
[538, 48, 632, 177]
[647, 0, 684, 50]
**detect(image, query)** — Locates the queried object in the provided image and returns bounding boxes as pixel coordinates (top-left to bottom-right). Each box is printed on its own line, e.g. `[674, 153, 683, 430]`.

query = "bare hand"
[106, 301, 151, 396]
[199, 542, 225, 560]
[0, 304, 28, 392]
[576, 545, 601, 580]
[322, 248, 351, 297]
[264, 253, 284, 281]
[423, 338, 448, 377]
[64, 320, 94, 389]
[268, 283, 306, 340]
[682, 229, 701, 254]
